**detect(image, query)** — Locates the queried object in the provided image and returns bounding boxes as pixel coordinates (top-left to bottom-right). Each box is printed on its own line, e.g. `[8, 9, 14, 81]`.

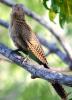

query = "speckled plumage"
[9, 4, 67, 100]
[10, 4, 48, 67]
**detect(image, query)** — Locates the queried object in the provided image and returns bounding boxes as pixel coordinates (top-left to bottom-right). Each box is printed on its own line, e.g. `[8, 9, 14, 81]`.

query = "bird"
[9, 4, 67, 100]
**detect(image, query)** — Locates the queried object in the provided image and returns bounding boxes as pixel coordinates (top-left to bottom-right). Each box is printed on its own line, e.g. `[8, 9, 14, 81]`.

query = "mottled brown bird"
[9, 4, 67, 100]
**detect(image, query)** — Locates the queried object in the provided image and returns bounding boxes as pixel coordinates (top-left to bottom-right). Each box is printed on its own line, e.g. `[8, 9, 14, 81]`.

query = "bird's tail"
[52, 82, 67, 100]
[43, 63, 67, 100]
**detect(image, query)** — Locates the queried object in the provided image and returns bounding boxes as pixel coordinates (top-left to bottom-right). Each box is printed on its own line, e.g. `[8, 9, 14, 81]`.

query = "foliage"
[43, 0, 72, 27]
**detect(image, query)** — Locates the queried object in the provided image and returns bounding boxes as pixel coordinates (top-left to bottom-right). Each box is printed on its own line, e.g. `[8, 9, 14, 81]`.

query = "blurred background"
[0, 0, 72, 100]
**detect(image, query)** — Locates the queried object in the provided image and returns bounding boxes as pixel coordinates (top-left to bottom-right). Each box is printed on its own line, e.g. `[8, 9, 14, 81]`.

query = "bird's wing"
[26, 32, 48, 65]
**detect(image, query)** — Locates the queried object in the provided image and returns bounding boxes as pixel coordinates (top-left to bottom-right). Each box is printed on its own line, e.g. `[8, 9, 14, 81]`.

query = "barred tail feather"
[52, 82, 67, 100]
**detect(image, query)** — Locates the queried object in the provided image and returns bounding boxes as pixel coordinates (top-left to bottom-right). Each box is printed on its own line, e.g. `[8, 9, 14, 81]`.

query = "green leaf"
[59, 12, 66, 28]
[69, 99, 72, 100]
[64, 0, 72, 22]
[43, 0, 72, 27]
[49, 9, 57, 21]
[43, 0, 50, 10]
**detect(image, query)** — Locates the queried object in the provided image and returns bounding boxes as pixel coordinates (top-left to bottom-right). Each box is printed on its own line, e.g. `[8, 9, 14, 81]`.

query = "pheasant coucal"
[9, 4, 67, 100]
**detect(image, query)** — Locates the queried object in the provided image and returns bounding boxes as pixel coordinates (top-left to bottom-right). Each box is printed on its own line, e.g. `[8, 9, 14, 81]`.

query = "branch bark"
[0, 43, 72, 87]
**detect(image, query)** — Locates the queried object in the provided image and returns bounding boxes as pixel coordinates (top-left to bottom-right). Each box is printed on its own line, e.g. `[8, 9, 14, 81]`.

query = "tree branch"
[0, 43, 72, 87]
[0, 0, 13, 7]
[0, 0, 72, 61]
[0, 19, 9, 28]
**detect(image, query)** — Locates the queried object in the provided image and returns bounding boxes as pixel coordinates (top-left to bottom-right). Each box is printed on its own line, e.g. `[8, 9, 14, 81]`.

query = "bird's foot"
[10, 49, 25, 61]
[23, 55, 29, 62]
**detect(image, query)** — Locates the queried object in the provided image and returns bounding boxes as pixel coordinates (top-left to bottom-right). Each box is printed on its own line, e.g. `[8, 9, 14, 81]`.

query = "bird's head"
[11, 4, 25, 20]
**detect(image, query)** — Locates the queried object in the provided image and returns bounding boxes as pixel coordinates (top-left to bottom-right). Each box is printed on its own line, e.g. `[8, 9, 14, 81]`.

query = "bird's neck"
[11, 17, 26, 26]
